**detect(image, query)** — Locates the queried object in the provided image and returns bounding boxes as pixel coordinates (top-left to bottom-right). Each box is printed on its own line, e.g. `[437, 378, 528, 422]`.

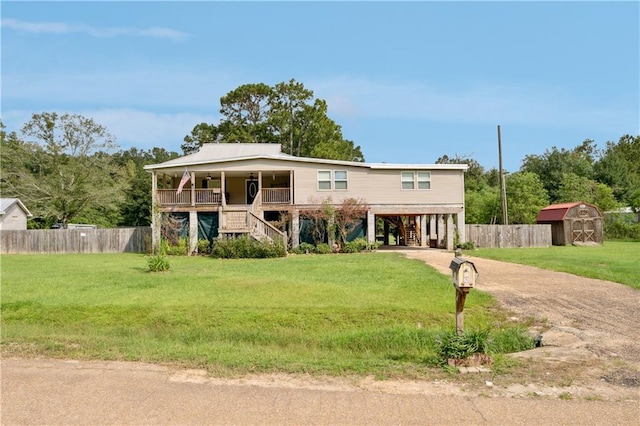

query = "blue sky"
[2, 1, 638, 171]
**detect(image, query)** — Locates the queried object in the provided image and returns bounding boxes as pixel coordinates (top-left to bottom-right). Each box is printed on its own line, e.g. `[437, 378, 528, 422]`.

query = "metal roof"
[143, 143, 469, 172]
[536, 201, 599, 222]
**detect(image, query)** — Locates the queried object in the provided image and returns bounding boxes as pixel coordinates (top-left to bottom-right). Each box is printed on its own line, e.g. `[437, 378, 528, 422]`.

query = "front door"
[246, 179, 259, 204]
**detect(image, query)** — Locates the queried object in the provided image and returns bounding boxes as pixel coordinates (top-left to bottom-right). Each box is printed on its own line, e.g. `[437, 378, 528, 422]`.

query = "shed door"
[571, 220, 584, 243]
[583, 219, 596, 242]
[572, 219, 595, 243]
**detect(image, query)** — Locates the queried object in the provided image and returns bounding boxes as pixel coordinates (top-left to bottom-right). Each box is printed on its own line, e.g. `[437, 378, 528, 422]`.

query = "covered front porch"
[153, 170, 293, 209]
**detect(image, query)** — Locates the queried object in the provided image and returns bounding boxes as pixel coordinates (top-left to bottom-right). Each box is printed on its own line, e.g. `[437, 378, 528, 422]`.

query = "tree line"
[1, 79, 638, 232]
[437, 136, 639, 228]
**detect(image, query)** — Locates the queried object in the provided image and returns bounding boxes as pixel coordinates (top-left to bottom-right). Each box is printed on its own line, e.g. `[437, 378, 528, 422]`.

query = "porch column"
[291, 209, 300, 249]
[366, 210, 375, 245]
[257, 171, 262, 205]
[190, 171, 196, 207]
[420, 215, 428, 247]
[437, 214, 445, 248]
[456, 211, 466, 245]
[151, 171, 161, 253]
[446, 214, 454, 250]
[289, 170, 294, 205]
[221, 171, 226, 207]
[189, 210, 198, 255]
[430, 214, 437, 242]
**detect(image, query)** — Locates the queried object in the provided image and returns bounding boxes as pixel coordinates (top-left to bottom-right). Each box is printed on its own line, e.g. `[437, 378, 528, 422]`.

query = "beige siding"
[0, 204, 29, 231]
[152, 158, 465, 211]
[292, 163, 464, 207]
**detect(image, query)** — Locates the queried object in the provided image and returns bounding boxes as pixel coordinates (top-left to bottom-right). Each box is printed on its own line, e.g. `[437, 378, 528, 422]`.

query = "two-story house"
[144, 143, 467, 252]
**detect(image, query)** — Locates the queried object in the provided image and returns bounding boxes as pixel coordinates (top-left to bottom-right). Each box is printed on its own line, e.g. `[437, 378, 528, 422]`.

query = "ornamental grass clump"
[147, 255, 171, 272]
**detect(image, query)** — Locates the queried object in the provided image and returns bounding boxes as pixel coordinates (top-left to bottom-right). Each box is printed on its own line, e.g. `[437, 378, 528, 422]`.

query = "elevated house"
[144, 144, 468, 252]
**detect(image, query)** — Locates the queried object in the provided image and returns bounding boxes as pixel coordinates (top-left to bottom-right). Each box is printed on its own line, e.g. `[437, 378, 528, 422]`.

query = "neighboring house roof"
[536, 201, 599, 222]
[0, 198, 33, 217]
[144, 143, 468, 171]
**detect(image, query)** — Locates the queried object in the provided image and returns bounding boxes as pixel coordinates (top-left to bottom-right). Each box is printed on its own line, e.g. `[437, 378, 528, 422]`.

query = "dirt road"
[2, 249, 639, 424]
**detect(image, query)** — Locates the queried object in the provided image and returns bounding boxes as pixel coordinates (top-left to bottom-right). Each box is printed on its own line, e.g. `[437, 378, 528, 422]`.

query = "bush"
[291, 242, 316, 255]
[315, 243, 333, 254]
[604, 214, 640, 240]
[458, 241, 476, 251]
[165, 237, 189, 256]
[435, 327, 534, 365]
[211, 235, 287, 259]
[147, 255, 170, 272]
[197, 239, 211, 255]
[435, 328, 490, 363]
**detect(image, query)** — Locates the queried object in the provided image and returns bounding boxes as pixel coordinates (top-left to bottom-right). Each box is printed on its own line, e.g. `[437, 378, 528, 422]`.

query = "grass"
[0, 252, 529, 377]
[469, 241, 640, 289]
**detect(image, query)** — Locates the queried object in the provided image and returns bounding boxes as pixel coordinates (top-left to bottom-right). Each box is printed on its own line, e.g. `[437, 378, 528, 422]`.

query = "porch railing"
[248, 212, 287, 244]
[157, 189, 222, 206]
[262, 188, 291, 204]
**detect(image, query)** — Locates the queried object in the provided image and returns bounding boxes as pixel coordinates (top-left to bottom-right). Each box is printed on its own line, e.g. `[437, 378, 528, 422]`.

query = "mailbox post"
[449, 250, 478, 335]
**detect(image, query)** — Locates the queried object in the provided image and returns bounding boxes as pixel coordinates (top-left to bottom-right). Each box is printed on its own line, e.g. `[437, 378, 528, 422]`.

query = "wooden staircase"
[219, 206, 286, 244]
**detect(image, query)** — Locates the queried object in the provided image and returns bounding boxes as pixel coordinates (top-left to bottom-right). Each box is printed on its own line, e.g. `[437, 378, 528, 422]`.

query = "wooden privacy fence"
[465, 224, 551, 248]
[0, 227, 151, 254]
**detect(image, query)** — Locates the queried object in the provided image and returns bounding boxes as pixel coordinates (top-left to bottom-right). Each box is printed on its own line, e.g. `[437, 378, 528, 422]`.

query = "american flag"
[176, 170, 191, 195]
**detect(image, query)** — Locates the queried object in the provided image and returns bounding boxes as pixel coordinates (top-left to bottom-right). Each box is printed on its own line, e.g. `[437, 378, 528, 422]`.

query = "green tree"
[505, 172, 549, 224]
[183, 80, 365, 162]
[1, 113, 122, 227]
[464, 186, 500, 224]
[113, 147, 180, 226]
[594, 134, 640, 212]
[521, 140, 596, 203]
[556, 173, 619, 212]
[181, 123, 222, 155]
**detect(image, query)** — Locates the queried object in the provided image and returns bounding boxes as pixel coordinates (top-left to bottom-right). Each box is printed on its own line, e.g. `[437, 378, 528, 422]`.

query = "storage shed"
[536, 201, 603, 246]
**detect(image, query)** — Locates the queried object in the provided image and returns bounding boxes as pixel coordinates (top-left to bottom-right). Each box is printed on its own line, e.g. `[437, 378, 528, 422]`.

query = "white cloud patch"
[311, 76, 638, 133]
[2, 109, 218, 153]
[1, 18, 189, 41]
[86, 109, 218, 152]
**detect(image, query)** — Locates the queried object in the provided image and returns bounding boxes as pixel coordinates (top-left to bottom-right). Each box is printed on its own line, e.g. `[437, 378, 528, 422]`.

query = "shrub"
[291, 242, 316, 255]
[211, 235, 287, 259]
[435, 328, 490, 363]
[197, 239, 211, 255]
[604, 214, 640, 240]
[459, 241, 476, 251]
[315, 243, 333, 254]
[435, 327, 535, 365]
[147, 255, 170, 272]
[165, 237, 189, 256]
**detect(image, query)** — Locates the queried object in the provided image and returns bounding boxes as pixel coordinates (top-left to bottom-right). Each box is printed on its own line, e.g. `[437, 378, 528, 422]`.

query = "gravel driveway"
[402, 248, 640, 392]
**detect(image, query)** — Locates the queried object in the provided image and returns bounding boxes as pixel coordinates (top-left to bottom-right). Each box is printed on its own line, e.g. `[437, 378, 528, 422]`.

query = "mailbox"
[449, 257, 478, 289]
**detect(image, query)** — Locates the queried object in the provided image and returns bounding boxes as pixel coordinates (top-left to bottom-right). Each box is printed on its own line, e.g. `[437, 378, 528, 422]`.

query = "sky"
[2, 1, 639, 172]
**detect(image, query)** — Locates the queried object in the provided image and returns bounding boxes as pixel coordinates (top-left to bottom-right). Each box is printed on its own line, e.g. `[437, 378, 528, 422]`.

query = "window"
[318, 171, 332, 190]
[401, 171, 431, 190]
[417, 172, 431, 190]
[401, 172, 415, 190]
[334, 170, 348, 190]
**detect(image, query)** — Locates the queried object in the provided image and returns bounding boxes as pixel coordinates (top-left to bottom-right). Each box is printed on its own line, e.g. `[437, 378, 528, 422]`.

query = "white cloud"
[311, 76, 638, 133]
[86, 109, 218, 152]
[1, 108, 219, 153]
[1, 18, 189, 41]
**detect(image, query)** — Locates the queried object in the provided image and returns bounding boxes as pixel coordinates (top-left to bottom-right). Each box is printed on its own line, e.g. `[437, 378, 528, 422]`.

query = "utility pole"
[497, 125, 508, 225]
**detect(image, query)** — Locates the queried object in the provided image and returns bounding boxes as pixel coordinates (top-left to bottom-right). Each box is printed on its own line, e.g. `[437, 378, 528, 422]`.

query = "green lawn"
[0, 252, 527, 377]
[470, 241, 640, 289]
